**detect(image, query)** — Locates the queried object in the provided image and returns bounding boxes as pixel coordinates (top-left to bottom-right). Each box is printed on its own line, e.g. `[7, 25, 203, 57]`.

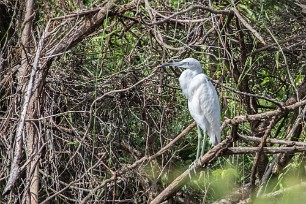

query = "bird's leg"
[200, 130, 207, 157]
[188, 124, 202, 178]
[196, 125, 202, 160]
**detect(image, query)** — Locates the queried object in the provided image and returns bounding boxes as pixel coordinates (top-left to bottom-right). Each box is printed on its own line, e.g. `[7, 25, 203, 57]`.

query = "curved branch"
[150, 137, 233, 204]
[221, 98, 306, 130]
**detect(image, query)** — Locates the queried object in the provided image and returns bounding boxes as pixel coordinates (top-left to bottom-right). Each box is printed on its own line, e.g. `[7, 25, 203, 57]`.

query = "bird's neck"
[187, 69, 203, 76]
[179, 69, 203, 98]
[180, 69, 203, 83]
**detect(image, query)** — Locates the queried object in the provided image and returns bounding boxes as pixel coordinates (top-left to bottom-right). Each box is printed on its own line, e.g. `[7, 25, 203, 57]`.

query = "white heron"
[162, 58, 221, 159]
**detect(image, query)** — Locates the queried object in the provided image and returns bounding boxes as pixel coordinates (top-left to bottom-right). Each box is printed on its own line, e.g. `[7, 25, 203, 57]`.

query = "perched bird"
[162, 58, 221, 159]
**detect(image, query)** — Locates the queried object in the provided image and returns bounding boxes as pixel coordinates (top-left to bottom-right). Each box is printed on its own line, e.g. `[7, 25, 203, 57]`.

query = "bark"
[25, 96, 40, 204]
[3, 0, 35, 197]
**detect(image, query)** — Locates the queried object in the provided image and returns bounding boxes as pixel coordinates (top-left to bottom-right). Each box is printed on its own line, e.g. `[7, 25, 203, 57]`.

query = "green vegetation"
[0, 0, 305, 203]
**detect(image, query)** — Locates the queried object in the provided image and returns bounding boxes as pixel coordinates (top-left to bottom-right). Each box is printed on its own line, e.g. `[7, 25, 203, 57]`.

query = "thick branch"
[2, 0, 35, 196]
[221, 98, 306, 129]
[150, 137, 233, 204]
[225, 146, 306, 154]
[238, 134, 306, 146]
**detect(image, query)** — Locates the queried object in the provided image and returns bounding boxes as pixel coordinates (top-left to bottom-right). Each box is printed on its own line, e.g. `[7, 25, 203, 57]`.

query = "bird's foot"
[188, 160, 198, 179]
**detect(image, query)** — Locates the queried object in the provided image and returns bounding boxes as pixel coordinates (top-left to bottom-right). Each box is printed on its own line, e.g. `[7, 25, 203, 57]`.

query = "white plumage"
[162, 58, 221, 158]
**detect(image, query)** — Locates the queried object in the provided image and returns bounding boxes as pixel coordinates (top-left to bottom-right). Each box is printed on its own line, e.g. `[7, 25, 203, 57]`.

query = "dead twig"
[212, 80, 283, 107]
[250, 117, 276, 188]
[233, 7, 266, 45]
[80, 121, 196, 203]
[146, 4, 232, 25]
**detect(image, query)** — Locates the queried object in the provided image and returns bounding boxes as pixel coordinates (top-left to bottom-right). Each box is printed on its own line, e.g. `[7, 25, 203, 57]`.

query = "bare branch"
[150, 137, 233, 204]
[221, 98, 306, 130]
[3, 23, 46, 196]
[225, 146, 306, 154]
[238, 134, 306, 146]
[233, 7, 266, 45]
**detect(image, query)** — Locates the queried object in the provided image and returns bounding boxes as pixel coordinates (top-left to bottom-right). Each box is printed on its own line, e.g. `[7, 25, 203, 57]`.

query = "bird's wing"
[194, 74, 221, 144]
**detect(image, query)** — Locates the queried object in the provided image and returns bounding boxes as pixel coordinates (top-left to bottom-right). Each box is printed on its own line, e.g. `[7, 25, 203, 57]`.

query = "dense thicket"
[0, 0, 305, 203]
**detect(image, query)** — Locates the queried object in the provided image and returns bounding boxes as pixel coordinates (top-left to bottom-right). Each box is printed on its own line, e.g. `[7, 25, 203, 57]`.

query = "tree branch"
[238, 134, 306, 146]
[3, 21, 46, 196]
[150, 137, 233, 204]
[221, 98, 306, 129]
[233, 7, 266, 45]
[225, 146, 306, 154]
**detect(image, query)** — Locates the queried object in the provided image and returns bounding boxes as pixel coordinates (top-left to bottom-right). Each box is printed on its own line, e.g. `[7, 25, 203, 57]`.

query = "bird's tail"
[208, 127, 221, 146]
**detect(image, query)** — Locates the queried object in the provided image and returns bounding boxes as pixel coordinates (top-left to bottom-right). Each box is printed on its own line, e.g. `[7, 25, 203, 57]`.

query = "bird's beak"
[162, 61, 187, 68]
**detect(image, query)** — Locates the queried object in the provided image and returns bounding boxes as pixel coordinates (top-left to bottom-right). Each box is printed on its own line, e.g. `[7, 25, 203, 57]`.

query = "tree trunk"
[25, 95, 40, 204]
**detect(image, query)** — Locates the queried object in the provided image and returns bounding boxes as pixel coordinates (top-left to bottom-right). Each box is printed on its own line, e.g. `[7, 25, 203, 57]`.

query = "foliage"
[0, 0, 305, 203]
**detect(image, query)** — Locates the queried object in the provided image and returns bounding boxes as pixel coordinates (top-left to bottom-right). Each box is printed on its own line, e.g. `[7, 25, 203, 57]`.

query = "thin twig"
[80, 122, 196, 203]
[146, 4, 232, 25]
[212, 80, 283, 107]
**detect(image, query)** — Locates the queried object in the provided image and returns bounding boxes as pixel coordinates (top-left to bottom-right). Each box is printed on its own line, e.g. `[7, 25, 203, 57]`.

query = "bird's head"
[162, 58, 202, 72]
